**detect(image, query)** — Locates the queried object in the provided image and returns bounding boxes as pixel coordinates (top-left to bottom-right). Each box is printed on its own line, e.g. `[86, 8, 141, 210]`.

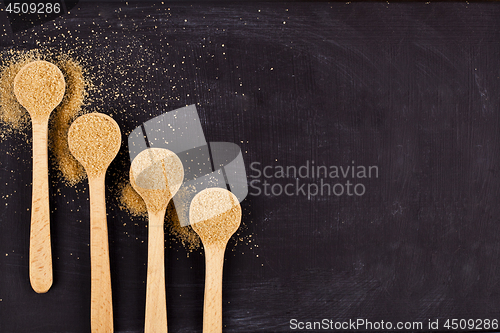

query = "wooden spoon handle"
[89, 174, 113, 333]
[29, 120, 52, 293]
[145, 210, 168, 333]
[202, 245, 226, 333]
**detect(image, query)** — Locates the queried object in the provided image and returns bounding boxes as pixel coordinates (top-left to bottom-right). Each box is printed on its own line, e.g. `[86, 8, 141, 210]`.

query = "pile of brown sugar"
[129, 148, 184, 213]
[49, 57, 88, 185]
[190, 188, 242, 247]
[67, 113, 121, 177]
[166, 200, 201, 251]
[0, 53, 36, 133]
[13, 60, 66, 116]
[119, 182, 147, 216]
[0, 50, 89, 184]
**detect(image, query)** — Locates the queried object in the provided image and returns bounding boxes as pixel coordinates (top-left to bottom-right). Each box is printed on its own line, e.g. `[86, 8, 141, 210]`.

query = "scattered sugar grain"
[118, 182, 147, 217]
[49, 57, 88, 185]
[166, 201, 200, 251]
[0, 52, 37, 132]
[0, 50, 91, 185]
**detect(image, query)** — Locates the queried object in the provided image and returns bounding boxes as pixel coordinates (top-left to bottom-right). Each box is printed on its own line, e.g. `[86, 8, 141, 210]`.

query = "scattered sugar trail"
[0, 49, 91, 185]
[0, 45, 255, 255]
[49, 56, 89, 185]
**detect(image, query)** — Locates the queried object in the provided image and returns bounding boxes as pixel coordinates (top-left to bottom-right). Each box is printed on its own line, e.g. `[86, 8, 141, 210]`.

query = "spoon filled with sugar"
[130, 148, 184, 333]
[68, 113, 121, 333]
[189, 187, 242, 333]
[14, 60, 66, 293]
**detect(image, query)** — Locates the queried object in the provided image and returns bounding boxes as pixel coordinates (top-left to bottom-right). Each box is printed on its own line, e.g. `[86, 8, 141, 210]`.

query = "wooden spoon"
[14, 60, 66, 293]
[68, 113, 121, 333]
[129, 148, 184, 333]
[189, 188, 242, 333]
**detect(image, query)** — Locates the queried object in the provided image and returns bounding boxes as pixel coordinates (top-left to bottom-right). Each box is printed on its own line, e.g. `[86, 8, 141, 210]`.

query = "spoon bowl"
[130, 148, 184, 214]
[68, 113, 121, 177]
[190, 188, 242, 247]
[14, 60, 66, 293]
[14, 60, 66, 120]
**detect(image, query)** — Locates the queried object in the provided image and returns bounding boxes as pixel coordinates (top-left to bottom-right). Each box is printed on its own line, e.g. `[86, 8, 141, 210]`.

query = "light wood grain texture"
[14, 60, 65, 294]
[89, 174, 114, 333]
[190, 188, 242, 333]
[145, 211, 168, 333]
[200, 244, 226, 333]
[129, 148, 184, 333]
[29, 118, 53, 293]
[68, 113, 121, 333]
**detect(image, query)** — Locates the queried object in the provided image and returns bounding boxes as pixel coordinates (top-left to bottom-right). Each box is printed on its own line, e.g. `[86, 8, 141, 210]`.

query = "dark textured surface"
[1, 1, 500, 332]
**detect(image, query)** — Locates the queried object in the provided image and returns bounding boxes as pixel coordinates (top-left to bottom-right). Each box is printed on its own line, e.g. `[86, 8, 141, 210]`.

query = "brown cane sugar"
[119, 182, 147, 217]
[190, 188, 242, 247]
[166, 200, 201, 251]
[13, 60, 65, 117]
[128, 148, 205, 251]
[129, 148, 184, 214]
[67, 113, 121, 177]
[1, 50, 252, 255]
[49, 57, 88, 185]
[0, 50, 89, 184]
[0, 53, 34, 132]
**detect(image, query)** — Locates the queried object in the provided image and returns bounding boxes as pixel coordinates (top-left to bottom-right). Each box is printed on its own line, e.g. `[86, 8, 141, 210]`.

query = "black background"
[1, 1, 500, 332]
